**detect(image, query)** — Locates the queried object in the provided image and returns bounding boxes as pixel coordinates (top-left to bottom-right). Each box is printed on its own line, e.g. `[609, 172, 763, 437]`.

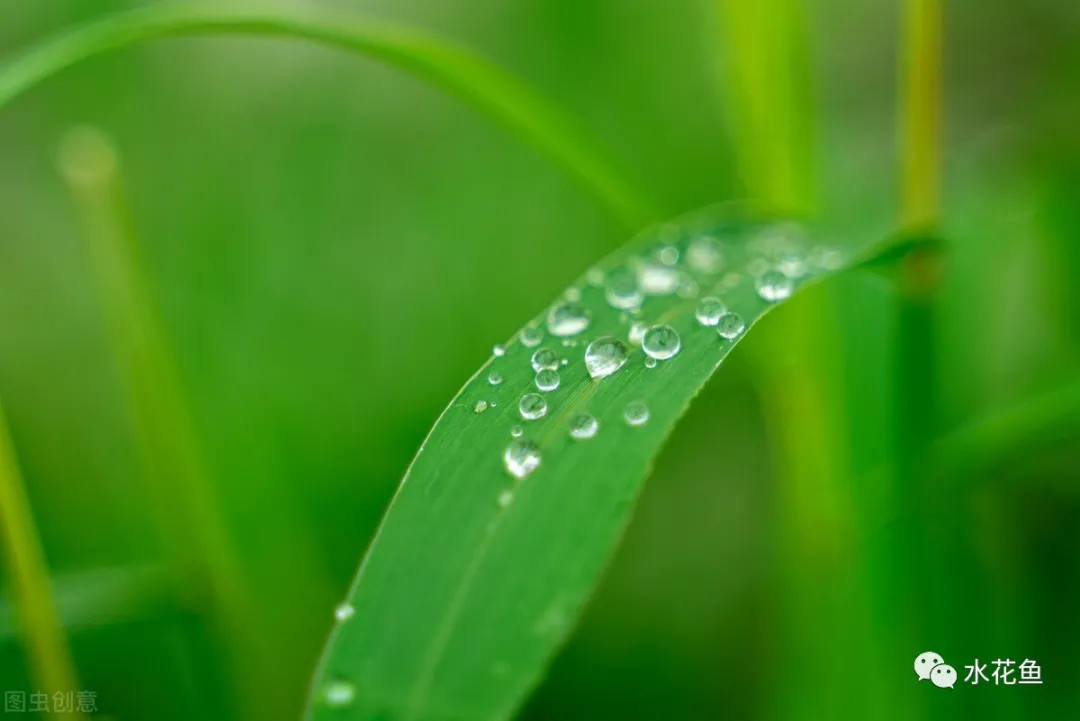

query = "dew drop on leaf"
[644, 357, 657, 369]
[493, 344, 506, 357]
[716, 312, 746, 340]
[323, 679, 356, 708]
[519, 393, 548, 420]
[531, 348, 559, 371]
[334, 603, 354, 622]
[584, 336, 629, 379]
[474, 400, 488, 413]
[535, 369, 560, 392]
[568, 413, 599, 440]
[755, 269, 794, 301]
[638, 263, 680, 295]
[520, 325, 544, 347]
[604, 269, 643, 310]
[624, 401, 650, 427]
[686, 235, 724, 273]
[695, 297, 727, 327]
[547, 302, 591, 336]
[628, 320, 648, 345]
[488, 372, 503, 386]
[503, 439, 542, 479]
[658, 245, 679, 266]
[585, 267, 605, 286]
[510, 425, 523, 438]
[642, 324, 681, 361]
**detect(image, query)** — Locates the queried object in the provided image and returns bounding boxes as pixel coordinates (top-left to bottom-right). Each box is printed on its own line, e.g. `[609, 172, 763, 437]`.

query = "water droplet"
[585, 267, 605, 286]
[778, 254, 806, 278]
[695, 297, 727, 327]
[642, 324, 681, 361]
[519, 393, 548, 420]
[511, 425, 523, 438]
[564, 287, 582, 302]
[493, 344, 506, 357]
[323, 679, 356, 708]
[531, 348, 559, 371]
[658, 245, 679, 266]
[561, 338, 577, 348]
[629, 320, 648, 345]
[584, 336, 629, 379]
[474, 400, 489, 413]
[535, 369, 560, 392]
[547, 302, 591, 336]
[644, 357, 657, 369]
[716, 312, 746, 340]
[686, 236, 723, 273]
[755, 269, 794, 302]
[488, 372, 503, 386]
[560, 358, 568, 366]
[638, 263, 680, 295]
[520, 325, 544, 347]
[605, 270, 643, 310]
[568, 413, 599, 440]
[334, 603, 354, 622]
[747, 258, 770, 277]
[624, 401, 650, 427]
[503, 439, 542, 479]
[677, 275, 699, 298]
[809, 245, 845, 271]
[497, 490, 514, 507]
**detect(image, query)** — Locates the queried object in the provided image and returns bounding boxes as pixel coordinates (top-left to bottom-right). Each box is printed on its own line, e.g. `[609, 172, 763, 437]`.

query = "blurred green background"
[1, 0, 1078, 719]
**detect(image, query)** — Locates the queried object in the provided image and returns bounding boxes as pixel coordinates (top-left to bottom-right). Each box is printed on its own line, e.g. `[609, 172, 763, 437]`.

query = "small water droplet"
[474, 400, 489, 413]
[511, 425, 523, 438]
[334, 603, 354, 622]
[585, 267, 605, 286]
[519, 393, 548, 420]
[778, 253, 806, 278]
[658, 245, 679, 266]
[677, 275, 699, 298]
[503, 439, 542, 479]
[564, 287, 582, 302]
[747, 258, 770, 277]
[644, 357, 657, 368]
[809, 245, 845, 271]
[520, 325, 544, 347]
[488, 372, 503, 386]
[720, 272, 741, 291]
[568, 413, 599, 440]
[584, 336, 629, 379]
[638, 263, 680, 295]
[755, 269, 794, 302]
[695, 297, 727, 327]
[535, 369, 560, 392]
[323, 679, 356, 708]
[629, 320, 648, 345]
[605, 270, 643, 310]
[531, 348, 559, 371]
[561, 338, 577, 348]
[624, 401, 650, 427]
[642, 324, 681, 360]
[560, 358, 569, 366]
[493, 344, 506, 357]
[547, 302, 591, 336]
[686, 235, 723, 273]
[497, 490, 514, 507]
[716, 312, 746, 340]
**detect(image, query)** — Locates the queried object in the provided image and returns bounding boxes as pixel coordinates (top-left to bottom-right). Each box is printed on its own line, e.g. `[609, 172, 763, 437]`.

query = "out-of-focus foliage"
[0, 0, 1077, 720]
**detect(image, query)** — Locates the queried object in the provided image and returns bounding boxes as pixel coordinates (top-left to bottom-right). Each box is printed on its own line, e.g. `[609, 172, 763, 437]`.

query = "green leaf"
[0, 3, 657, 231]
[307, 205, 894, 720]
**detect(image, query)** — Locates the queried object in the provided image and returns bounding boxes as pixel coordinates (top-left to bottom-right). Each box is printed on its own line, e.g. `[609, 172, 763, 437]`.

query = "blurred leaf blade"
[308, 206, 889, 720]
[0, 2, 658, 230]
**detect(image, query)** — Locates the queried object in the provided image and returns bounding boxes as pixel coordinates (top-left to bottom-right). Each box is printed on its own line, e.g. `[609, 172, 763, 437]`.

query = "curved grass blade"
[0, 3, 657, 231]
[308, 205, 880, 720]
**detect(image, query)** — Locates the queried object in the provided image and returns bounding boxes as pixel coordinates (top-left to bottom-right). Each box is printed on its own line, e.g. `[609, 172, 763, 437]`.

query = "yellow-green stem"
[901, 0, 942, 230]
[0, 401, 87, 721]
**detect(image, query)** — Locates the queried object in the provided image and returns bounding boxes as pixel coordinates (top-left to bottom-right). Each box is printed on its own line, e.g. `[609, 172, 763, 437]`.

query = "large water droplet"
[503, 439, 542, 479]
[488, 371, 503, 386]
[568, 413, 599, 440]
[519, 393, 548, 420]
[334, 603, 354, 622]
[638, 263, 680, 295]
[756, 269, 794, 302]
[716, 312, 746, 340]
[547, 302, 591, 336]
[605, 270, 643, 310]
[531, 348, 559, 371]
[624, 401, 650, 427]
[323, 679, 356, 708]
[686, 236, 724, 273]
[493, 344, 506, 357]
[535, 369, 560, 392]
[584, 336, 629, 379]
[629, 320, 648, 346]
[695, 297, 727, 327]
[520, 325, 544, 347]
[474, 400, 488, 413]
[642, 324, 681, 360]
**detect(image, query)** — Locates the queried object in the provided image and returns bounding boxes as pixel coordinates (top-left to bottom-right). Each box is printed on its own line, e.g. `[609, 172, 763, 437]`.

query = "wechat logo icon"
[915, 651, 957, 689]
